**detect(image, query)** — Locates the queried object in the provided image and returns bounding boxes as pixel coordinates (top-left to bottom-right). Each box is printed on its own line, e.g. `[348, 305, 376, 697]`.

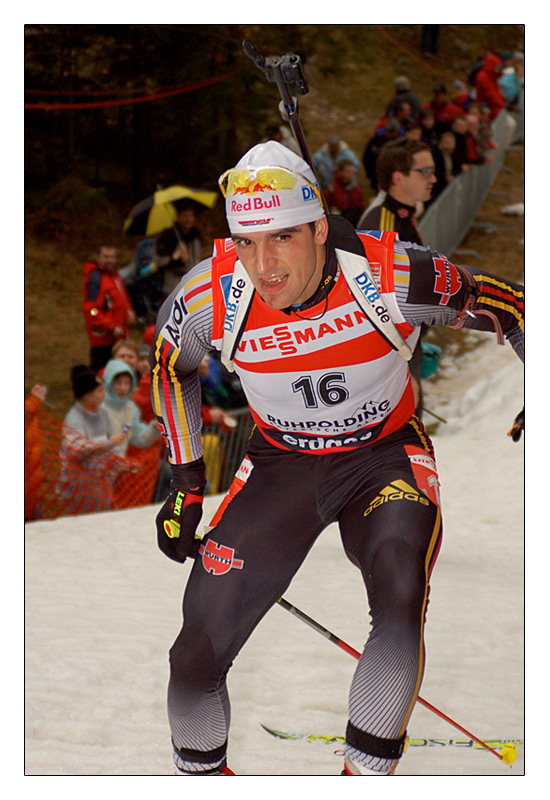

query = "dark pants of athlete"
[168, 418, 442, 774]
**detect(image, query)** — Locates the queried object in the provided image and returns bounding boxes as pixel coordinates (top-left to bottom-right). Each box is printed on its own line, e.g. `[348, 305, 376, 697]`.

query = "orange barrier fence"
[25, 397, 164, 521]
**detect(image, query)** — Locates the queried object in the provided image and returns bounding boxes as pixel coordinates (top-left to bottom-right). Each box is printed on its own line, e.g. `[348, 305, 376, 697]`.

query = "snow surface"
[23, 335, 529, 794]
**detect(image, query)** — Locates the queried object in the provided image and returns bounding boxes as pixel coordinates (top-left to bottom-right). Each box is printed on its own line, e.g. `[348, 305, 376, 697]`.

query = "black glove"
[156, 460, 206, 563]
[507, 407, 524, 443]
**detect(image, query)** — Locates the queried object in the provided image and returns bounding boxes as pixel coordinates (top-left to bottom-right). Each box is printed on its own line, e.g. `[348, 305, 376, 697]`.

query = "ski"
[260, 724, 524, 752]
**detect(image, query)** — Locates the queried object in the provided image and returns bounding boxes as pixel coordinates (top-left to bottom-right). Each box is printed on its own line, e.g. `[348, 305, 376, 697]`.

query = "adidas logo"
[363, 479, 429, 517]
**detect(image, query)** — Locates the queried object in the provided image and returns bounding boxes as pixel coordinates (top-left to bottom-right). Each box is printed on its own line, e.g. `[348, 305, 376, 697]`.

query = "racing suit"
[151, 218, 524, 774]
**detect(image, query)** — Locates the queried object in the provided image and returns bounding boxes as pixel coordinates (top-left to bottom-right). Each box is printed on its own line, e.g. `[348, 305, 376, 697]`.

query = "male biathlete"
[151, 141, 524, 776]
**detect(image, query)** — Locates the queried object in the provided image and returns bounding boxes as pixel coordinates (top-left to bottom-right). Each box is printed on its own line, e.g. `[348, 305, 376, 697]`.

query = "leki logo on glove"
[199, 539, 244, 576]
[164, 490, 187, 538]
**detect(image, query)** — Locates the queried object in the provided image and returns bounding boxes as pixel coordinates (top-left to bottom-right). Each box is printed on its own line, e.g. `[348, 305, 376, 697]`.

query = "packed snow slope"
[24, 334, 526, 791]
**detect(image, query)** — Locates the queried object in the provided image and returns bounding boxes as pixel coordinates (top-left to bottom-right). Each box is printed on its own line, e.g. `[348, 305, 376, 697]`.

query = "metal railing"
[417, 110, 520, 257]
[202, 407, 255, 495]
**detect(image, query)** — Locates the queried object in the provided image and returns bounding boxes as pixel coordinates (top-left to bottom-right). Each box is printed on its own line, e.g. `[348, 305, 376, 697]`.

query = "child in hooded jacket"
[101, 358, 159, 457]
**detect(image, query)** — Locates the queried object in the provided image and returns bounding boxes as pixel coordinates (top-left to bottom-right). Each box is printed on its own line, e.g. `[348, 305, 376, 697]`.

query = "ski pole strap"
[449, 265, 505, 344]
[346, 720, 408, 760]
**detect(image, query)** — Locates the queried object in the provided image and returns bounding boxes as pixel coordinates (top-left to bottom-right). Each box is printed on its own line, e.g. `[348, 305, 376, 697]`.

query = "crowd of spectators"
[313, 48, 523, 222]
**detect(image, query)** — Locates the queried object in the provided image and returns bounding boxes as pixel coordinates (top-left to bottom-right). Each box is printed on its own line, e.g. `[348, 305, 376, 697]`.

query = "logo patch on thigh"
[405, 445, 441, 507]
[199, 538, 244, 575]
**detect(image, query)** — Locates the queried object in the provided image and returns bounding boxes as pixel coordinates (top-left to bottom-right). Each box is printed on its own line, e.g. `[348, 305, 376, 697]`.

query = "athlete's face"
[232, 217, 329, 310]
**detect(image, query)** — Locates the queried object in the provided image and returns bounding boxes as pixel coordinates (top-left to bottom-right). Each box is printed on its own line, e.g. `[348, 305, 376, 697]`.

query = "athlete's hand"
[508, 407, 524, 442]
[155, 460, 207, 563]
[156, 488, 204, 562]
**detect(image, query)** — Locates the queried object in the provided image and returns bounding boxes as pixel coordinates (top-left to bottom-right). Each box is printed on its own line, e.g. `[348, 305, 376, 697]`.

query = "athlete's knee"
[169, 625, 216, 692]
[370, 538, 427, 616]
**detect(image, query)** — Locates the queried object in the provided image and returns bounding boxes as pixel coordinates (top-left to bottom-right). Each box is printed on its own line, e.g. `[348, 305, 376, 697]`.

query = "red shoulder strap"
[356, 230, 398, 293]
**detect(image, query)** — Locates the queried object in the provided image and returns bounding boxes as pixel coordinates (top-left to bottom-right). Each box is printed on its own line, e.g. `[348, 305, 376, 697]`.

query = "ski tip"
[260, 724, 300, 740]
[500, 742, 518, 765]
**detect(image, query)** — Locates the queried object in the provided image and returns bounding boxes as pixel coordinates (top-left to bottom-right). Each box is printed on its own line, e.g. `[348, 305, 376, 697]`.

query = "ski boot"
[175, 764, 235, 775]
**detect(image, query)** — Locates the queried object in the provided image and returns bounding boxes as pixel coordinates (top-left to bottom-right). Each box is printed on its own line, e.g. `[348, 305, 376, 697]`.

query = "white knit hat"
[219, 141, 325, 234]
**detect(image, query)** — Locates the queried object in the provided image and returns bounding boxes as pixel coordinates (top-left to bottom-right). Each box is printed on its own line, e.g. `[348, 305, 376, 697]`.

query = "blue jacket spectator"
[312, 135, 361, 188]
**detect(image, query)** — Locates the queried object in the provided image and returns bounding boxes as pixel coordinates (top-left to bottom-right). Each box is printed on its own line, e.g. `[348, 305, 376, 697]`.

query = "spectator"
[419, 109, 438, 148]
[467, 46, 491, 89]
[141, 201, 208, 300]
[101, 359, 159, 458]
[404, 121, 423, 141]
[404, 121, 446, 205]
[312, 135, 361, 189]
[24, 384, 48, 520]
[111, 338, 140, 377]
[437, 130, 457, 186]
[143, 324, 156, 347]
[362, 117, 402, 192]
[422, 85, 463, 135]
[120, 237, 158, 322]
[465, 111, 494, 166]
[63, 366, 122, 448]
[324, 158, 365, 227]
[57, 366, 133, 515]
[375, 101, 413, 137]
[498, 51, 521, 107]
[449, 114, 469, 175]
[358, 138, 436, 245]
[357, 138, 437, 417]
[451, 80, 473, 113]
[82, 245, 136, 372]
[474, 103, 498, 159]
[513, 51, 525, 95]
[263, 123, 301, 155]
[474, 53, 506, 121]
[132, 344, 155, 423]
[385, 76, 421, 122]
[199, 353, 229, 408]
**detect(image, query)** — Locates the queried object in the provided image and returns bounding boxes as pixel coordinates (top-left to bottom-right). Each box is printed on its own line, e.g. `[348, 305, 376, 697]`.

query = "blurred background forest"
[24, 24, 525, 412]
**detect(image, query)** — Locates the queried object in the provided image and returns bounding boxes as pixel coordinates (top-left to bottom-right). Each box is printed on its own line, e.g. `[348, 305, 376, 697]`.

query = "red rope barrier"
[25, 73, 233, 110]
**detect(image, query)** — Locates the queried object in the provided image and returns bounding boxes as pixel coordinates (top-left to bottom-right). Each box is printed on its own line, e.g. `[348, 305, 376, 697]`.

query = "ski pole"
[277, 597, 517, 765]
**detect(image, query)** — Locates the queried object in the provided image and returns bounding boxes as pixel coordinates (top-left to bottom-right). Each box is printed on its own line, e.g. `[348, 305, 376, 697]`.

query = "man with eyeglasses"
[151, 140, 523, 776]
[357, 138, 436, 246]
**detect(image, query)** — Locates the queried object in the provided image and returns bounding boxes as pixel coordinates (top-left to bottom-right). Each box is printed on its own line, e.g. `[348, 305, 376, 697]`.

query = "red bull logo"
[199, 538, 244, 575]
[230, 195, 282, 212]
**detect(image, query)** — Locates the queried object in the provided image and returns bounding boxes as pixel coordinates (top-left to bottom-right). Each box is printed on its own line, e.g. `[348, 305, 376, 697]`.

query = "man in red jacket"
[82, 245, 136, 371]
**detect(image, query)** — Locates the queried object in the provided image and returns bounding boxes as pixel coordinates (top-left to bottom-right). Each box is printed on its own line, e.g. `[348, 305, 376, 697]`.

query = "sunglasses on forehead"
[218, 165, 321, 200]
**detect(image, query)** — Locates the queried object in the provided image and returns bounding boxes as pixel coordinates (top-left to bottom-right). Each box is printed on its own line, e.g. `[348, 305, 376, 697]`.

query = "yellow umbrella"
[123, 185, 218, 237]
